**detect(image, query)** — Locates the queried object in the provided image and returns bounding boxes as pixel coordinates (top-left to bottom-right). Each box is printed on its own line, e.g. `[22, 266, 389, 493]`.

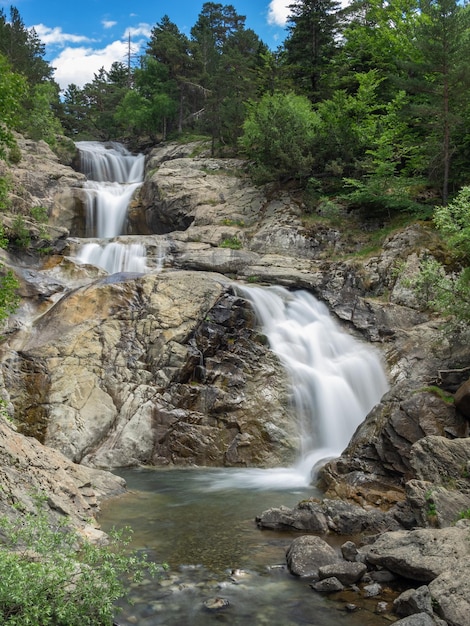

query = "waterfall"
[208, 285, 389, 490]
[75, 141, 147, 274]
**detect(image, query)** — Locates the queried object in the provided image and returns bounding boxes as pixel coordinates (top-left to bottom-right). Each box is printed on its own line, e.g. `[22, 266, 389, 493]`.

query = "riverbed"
[99, 467, 398, 626]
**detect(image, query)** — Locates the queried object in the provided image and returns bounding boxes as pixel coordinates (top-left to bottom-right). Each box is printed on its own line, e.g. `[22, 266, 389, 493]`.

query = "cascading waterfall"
[209, 285, 389, 490]
[75, 141, 147, 274]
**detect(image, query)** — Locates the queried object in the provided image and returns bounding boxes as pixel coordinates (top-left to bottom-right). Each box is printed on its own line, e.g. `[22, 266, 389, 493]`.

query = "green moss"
[417, 386, 454, 404]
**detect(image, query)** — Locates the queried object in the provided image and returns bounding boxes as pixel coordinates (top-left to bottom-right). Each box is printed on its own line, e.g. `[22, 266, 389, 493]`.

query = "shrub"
[0, 493, 160, 625]
[219, 236, 242, 250]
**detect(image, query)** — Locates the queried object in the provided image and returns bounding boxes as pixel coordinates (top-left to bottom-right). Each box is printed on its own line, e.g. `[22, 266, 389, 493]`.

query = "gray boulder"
[429, 560, 470, 626]
[360, 526, 470, 582]
[393, 585, 433, 617]
[286, 535, 339, 578]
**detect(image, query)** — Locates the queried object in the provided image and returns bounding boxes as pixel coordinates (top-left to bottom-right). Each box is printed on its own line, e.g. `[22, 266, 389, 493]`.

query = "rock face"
[0, 413, 125, 531]
[4, 270, 297, 469]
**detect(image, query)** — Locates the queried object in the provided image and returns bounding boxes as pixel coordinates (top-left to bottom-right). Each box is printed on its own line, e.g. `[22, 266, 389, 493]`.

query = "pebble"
[203, 596, 230, 611]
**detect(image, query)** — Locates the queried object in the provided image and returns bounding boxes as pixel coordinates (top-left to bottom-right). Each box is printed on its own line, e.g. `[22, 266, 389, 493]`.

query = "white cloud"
[267, 0, 295, 27]
[267, 0, 351, 27]
[102, 20, 117, 29]
[51, 40, 129, 90]
[33, 24, 91, 46]
[124, 23, 152, 38]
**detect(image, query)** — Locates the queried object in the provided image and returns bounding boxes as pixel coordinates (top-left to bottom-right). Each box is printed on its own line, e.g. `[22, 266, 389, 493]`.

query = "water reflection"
[99, 468, 396, 626]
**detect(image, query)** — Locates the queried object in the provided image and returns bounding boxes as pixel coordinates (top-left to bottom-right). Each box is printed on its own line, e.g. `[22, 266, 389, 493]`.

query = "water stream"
[74, 142, 392, 624]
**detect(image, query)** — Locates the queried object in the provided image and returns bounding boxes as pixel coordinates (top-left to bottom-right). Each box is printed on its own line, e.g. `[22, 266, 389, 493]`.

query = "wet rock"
[203, 597, 230, 611]
[393, 614, 443, 626]
[257, 497, 400, 535]
[375, 601, 389, 614]
[5, 271, 299, 469]
[393, 585, 433, 617]
[286, 535, 339, 578]
[454, 377, 470, 419]
[341, 540, 358, 562]
[363, 582, 382, 597]
[256, 500, 328, 533]
[318, 561, 367, 586]
[310, 577, 344, 592]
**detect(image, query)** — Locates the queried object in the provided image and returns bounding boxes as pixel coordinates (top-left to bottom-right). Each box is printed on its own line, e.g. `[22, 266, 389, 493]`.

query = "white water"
[208, 285, 389, 489]
[75, 141, 147, 273]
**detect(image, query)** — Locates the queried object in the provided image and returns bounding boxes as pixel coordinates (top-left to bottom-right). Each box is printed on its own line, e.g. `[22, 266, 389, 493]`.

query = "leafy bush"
[0, 493, 160, 625]
[219, 236, 242, 250]
[434, 186, 470, 261]
[239, 91, 317, 183]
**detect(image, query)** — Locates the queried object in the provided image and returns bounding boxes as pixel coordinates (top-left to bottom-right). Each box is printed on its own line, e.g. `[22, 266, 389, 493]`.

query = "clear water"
[100, 468, 398, 626]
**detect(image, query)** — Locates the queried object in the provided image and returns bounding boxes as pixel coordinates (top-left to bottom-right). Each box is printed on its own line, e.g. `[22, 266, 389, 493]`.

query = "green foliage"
[0, 54, 27, 159]
[434, 186, 470, 261]
[20, 82, 63, 147]
[30, 206, 49, 224]
[457, 508, 470, 520]
[219, 236, 242, 249]
[0, 493, 160, 625]
[404, 186, 470, 324]
[425, 490, 437, 519]
[0, 177, 11, 212]
[239, 91, 317, 182]
[418, 386, 454, 404]
[11, 215, 30, 248]
[0, 267, 19, 325]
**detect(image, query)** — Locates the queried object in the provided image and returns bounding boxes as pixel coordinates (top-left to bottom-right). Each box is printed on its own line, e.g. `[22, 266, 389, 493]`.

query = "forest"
[1, 0, 470, 321]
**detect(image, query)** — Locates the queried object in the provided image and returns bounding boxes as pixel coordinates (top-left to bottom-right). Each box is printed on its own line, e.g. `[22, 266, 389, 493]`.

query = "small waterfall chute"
[74, 141, 149, 274]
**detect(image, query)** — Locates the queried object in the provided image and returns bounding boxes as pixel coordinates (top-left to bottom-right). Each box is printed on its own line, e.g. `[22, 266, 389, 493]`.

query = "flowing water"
[77, 141, 392, 624]
[100, 468, 397, 626]
[205, 285, 389, 490]
[75, 141, 147, 273]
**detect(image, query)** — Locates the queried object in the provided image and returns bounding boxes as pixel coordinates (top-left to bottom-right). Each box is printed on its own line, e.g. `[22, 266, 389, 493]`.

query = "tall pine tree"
[283, 0, 342, 102]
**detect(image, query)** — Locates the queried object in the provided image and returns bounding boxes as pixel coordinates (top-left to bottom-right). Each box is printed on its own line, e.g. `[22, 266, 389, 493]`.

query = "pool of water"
[99, 467, 398, 626]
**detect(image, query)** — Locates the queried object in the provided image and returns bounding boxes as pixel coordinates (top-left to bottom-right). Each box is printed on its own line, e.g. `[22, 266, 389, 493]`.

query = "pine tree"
[283, 0, 342, 102]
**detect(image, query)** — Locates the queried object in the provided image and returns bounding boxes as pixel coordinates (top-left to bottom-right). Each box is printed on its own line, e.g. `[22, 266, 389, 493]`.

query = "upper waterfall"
[74, 141, 147, 273]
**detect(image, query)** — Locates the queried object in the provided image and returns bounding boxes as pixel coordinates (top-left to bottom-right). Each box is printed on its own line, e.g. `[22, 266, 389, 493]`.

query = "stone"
[286, 535, 339, 578]
[310, 577, 344, 593]
[363, 582, 382, 597]
[0, 414, 125, 530]
[454, 377, 470, 419]
[360, 526, 470, 582]
[393, 585, 433, 617]
[4, 271, 299, 469]
[429, 560, 470, 626]
[341, 540, 358, 561]
[392, 614, 440, 626]
[318, 561, 367, 585]
[203, 597, 230, 611]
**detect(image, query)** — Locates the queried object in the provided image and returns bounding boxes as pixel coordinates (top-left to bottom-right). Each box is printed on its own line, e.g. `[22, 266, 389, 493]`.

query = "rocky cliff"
[1, 137, 469, 538]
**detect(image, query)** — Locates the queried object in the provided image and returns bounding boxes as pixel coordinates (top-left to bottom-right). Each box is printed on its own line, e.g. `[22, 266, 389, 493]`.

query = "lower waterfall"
[209, 284, 389, 489]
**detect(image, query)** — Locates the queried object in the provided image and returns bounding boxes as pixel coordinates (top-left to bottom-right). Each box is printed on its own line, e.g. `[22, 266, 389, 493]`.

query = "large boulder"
[286, 535, 339, 578]
[359, 526, 470, 582]
[429, 560, 470, 626]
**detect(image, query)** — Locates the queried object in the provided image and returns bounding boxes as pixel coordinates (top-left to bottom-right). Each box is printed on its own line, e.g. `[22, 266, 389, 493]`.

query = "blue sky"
[3, 0, 295, 90]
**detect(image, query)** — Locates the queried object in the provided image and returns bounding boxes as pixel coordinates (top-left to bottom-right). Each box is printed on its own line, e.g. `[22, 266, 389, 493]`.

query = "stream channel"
[74, 142, 393, 625]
